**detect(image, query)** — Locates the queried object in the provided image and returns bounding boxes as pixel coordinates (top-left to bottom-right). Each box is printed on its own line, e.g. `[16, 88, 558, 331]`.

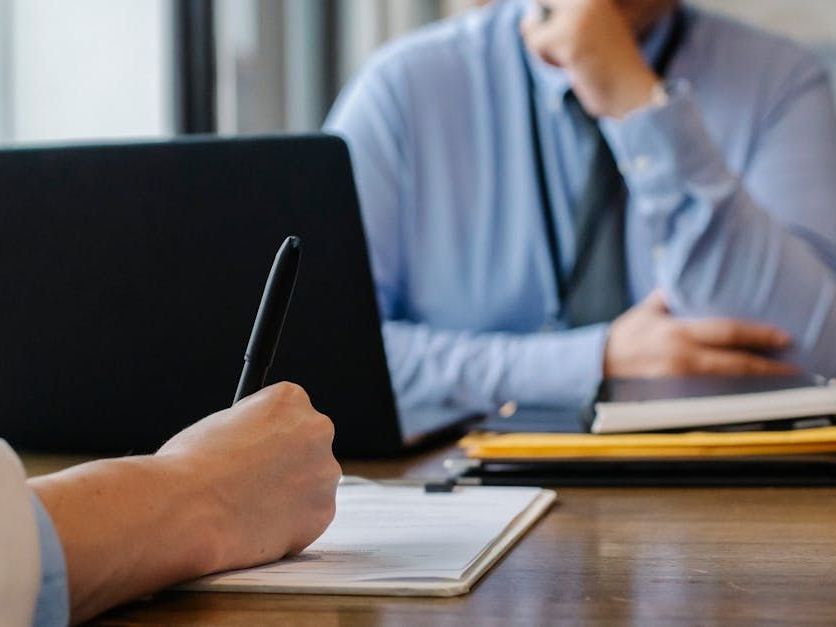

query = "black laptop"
[0, 135, 474, 457]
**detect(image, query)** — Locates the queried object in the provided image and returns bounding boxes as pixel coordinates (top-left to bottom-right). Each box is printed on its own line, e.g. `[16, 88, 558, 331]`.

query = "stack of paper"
[182, 483, 555, 597]
[460, 427, 836, 460]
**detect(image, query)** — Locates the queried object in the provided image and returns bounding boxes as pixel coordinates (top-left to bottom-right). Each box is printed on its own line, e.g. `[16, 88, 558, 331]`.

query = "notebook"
[181, 482, 556, 597]
[590, 375, 836, 434]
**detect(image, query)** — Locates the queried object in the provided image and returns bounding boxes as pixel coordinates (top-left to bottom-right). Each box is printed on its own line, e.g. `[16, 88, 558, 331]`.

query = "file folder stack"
[456, 376, 836, 486]
[460, 427, 836, 460]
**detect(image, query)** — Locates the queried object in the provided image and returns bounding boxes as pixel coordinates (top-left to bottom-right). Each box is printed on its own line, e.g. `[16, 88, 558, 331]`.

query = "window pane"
[1, 0, 173, 144]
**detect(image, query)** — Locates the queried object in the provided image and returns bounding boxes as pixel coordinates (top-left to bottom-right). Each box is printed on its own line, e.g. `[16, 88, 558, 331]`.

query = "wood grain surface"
[22, 450, 836, 626]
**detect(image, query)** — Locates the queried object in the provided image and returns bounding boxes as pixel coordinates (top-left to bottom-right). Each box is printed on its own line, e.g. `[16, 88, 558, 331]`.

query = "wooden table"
[23, 450, 836, 626]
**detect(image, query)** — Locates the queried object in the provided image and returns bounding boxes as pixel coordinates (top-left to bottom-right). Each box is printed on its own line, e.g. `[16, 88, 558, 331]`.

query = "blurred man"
[327, 0, 836, 411]
[1, 382, 340, 626]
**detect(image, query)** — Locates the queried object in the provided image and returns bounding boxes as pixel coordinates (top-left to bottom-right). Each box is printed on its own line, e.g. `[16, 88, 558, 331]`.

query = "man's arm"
[384, 320, 610, 409]
[326, 56, 615, 409]
[327, 15, 793, 410]
[604, 67, 836, 377]
[525, 0, 836, 378]
[29, 382, 341, 625]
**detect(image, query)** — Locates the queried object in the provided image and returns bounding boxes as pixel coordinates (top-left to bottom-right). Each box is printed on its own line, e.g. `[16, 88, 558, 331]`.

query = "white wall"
[7, 0, 173, 144]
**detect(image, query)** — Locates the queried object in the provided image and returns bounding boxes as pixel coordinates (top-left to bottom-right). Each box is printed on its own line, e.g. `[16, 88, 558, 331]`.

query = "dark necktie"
[526, 9, 687, 329]
[560, 92, 630, 328]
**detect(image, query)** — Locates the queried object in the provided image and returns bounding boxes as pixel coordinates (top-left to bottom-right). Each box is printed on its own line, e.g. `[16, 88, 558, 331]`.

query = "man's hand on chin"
[520, 0, 662, 119]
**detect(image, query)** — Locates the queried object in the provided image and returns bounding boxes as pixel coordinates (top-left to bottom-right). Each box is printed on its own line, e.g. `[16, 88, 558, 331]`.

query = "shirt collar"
[521, 2, 677, 104]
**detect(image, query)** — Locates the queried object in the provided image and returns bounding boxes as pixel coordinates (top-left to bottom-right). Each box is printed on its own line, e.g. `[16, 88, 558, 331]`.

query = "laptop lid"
[0, 135, 457, 457]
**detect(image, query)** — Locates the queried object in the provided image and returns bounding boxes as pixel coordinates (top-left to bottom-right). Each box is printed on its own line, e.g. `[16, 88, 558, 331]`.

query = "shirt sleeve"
[326, 58, 610, 410]
[602, 60, 836, 377]
[384, 321, 609, 410]
[31, 493, 70, 627]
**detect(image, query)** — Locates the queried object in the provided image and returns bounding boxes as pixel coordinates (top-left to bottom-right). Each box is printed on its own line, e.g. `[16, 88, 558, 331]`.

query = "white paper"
[191, 484, 547, 588]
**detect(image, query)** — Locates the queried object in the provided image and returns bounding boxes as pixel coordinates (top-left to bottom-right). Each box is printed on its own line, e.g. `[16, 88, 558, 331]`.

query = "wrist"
[146, 454, 230, 577]
[609, 69, 661, 119]
[602, 323, 617, 378]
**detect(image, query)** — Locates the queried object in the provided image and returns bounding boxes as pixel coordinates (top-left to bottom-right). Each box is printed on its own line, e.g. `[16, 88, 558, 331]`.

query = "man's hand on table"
[604, 291, 797, 378]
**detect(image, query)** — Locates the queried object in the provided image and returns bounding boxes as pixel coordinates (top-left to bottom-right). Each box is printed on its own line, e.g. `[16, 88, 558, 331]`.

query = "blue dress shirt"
[325, 0, 836, 411]
[32, 494, 69, 626]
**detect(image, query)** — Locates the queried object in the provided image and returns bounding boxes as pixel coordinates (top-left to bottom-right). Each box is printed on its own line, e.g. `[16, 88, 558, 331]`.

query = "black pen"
[233, 236, 302, 404]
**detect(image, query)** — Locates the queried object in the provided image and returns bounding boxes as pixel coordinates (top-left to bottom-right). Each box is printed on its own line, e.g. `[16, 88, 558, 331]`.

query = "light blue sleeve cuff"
[503, 323, 610, 407]
[601, 81, 738, 231]
[31, 493, 70, 627]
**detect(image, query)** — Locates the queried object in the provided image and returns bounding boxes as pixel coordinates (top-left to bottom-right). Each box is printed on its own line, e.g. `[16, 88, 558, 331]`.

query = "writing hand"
[157, 382, 341, 567]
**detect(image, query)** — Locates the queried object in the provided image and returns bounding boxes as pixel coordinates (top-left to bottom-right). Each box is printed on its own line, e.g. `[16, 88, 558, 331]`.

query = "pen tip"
[287, 235, 302, 249]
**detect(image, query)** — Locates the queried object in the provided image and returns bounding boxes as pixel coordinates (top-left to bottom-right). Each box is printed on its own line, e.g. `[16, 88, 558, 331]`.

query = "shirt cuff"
[601, 80, 738, 232]
[31, 493, 70, 627]
[504, 323, 610, 407]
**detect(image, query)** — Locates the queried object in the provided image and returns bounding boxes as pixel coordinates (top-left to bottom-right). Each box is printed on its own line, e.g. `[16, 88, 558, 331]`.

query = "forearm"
[29, 455, 224, 624]
[604, 86, 836, 375]
[662, 182, 836, 374]
[384, 320, 610, 410]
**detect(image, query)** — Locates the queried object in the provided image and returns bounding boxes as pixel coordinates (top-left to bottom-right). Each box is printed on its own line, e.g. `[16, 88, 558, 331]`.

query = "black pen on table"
[233, 235, 302, 404]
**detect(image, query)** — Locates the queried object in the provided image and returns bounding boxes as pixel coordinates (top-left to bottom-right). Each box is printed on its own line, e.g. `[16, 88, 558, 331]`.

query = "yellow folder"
[460, 427, 836, 460]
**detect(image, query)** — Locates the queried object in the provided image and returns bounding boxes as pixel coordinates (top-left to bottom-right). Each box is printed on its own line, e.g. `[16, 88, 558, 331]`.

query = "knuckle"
[328, 458, 343, 482]
[726, 355, 772, 376]
[278, 381, 307, 399]
[662, 353, 689, 376]
[324, 498, 337, 524]
[715, 321, 739, 345]
[310, 500, 337, 539]
[269, 381, 311, 407]
[662, 323, 686, 344]
[749, 360, 774, 375]
[314, 509, 336, 538]
[727, 354, 760, 374]
[313, 412, 335, 439]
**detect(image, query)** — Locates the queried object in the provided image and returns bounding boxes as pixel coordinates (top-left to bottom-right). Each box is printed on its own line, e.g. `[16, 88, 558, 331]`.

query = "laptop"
[0, 135, 475, 457]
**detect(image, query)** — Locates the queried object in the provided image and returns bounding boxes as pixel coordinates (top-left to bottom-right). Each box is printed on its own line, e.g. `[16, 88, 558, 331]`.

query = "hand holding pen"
[234, 235, 302, 403]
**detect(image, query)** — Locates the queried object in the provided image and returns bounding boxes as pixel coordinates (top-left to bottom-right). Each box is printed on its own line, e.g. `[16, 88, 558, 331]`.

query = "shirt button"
[653, 244, 666, 262]
[498, 401, 519, 418]
[634, 155, 652, 172]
